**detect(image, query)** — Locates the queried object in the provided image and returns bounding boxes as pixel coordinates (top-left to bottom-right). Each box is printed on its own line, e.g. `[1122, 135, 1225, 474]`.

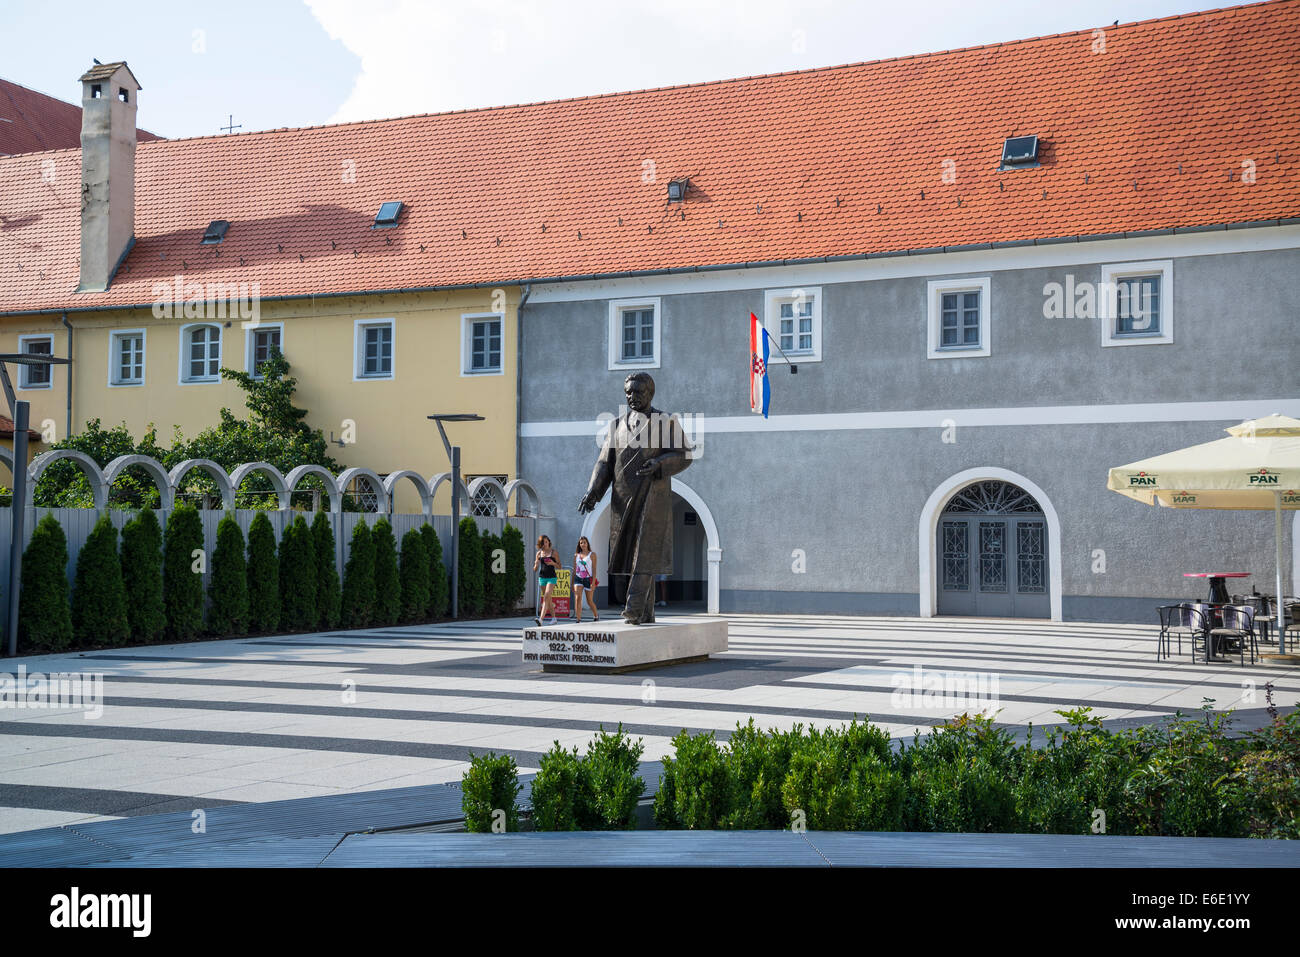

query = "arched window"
[181, 324, 221, 383]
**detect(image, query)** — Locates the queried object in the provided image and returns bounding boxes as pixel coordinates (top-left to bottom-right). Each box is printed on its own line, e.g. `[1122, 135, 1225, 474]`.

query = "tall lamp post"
[427, 414, 484, 619]
[0, 353, 71, 657]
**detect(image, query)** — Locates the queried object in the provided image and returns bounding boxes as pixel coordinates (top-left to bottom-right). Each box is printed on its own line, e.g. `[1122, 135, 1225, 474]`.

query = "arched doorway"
[919, 468, 1062, 620]
[579, 477, 722, 614]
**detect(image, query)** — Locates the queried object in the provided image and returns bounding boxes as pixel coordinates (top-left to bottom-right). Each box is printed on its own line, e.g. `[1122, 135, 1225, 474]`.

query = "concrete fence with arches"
[0, 449, 555, 615]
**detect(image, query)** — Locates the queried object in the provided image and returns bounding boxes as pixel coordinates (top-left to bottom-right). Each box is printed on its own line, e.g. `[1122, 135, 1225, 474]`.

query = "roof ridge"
[134, 0, 1289, 150]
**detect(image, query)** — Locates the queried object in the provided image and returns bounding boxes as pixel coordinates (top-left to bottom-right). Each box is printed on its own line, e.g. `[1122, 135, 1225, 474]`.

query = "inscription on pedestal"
[522, 628, 618, 667]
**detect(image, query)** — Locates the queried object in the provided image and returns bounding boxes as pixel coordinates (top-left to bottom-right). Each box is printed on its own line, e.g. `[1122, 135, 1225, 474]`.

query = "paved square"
[2, 612, 1296, 835]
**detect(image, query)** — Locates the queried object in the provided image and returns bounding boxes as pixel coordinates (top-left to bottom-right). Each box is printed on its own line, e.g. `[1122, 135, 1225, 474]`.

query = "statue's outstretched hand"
[578, 492, 595, 514]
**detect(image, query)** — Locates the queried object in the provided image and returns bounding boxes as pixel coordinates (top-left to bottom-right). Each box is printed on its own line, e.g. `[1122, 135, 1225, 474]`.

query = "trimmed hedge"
[371, 518, 400, 627]
[162, 504, 205, 641]
[421, 524, 448, 619]
[246, 512, 280, 633]
[72, 514, 130, 647]
[121, 509, 166, 643]
[462, 751, 523, 833]
[312, 512, 341, 631]
[457, 517, 484, 616]
[18, 513, 74, 652]
[501, 523, 526, 611]
[341, 521, 375, 628]
[480, 531, 504, 615]
[208, 513, 248, 635]
[399, 529, 429, 622]
[279, 515, 317, 631]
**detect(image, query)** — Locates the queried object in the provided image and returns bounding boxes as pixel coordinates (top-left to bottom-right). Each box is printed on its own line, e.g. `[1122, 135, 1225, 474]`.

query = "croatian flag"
[749, 312, 770, 418]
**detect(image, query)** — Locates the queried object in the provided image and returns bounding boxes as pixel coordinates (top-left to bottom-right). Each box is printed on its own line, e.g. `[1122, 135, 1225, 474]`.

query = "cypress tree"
[208, 513, 248, 636]
[279, 515, 317, 630]
[246, 512, 280, 632]
[162, 504, 205, 641]
[72, 513, 130, 646]
[480, 531, 504, 615]
[312, 511, 341, 630]
[371, 517, 400, 626]
[502, 523, 526, 612]
[421, 523, 448, 619]
[399, 528, 430, 622]
[18, 513, 73, 652]
[121, 509, 166, 644]
[341, 521, 375, 628]
[458, 517, 484, 616]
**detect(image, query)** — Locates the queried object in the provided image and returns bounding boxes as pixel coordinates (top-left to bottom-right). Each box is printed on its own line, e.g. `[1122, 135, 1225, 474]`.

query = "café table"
[1183, 572, 1249, 605]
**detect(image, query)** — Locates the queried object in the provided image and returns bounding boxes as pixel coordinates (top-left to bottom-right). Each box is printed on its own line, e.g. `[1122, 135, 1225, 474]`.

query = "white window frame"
[108, 329, 147, 387]
[354, 318, 395, 381]
[178, 323, 222, 384]
[927, 277, 991, 360]
[461, 312, 505, 377]
[606, 297, 661, 371]
[17, 334, 54, 390]
[762, 286, 822, 364]
[245, 322, 284, 378]
[1100, 260, 1174, 347]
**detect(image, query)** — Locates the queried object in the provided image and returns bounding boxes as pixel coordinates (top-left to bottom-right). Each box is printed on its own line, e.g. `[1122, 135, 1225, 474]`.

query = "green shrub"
[18, 513, 73, 652]
[462, 751, 523, 832]
[501, 523, 526, 611]
[207, 513, 248, 636]
[480, 531, 504, 615]
[529, 743, 589, 831]
[582, 725, 645, 829]
[457, 517, 484, 616]
[71, 514, 130, 647]
[120, 509, 166, 643]
[162, 504, 205, 641]
[311, 512, 341, 630]
[370, 518, 400, 627]
[421, 523, 448, 618]
[399, 529, 429, 622]
[722, 719, 799, 829]
[656, 729, 730, 829]
[1234, 706, 1300, 839]
[340, 521, 375, 628]
[279, 516, 317, 631]
[246, 512, 279, 633]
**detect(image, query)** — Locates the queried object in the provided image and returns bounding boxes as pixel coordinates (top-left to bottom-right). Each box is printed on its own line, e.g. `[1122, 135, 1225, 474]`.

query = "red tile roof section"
[0, 77, 161, 156]
[0, 1, 1296, 314]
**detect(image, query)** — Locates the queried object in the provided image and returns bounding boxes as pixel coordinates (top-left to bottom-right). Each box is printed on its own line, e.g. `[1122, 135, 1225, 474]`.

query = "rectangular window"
[250, 327, 281, 375]
[606, 298, 661, 370]
[620, 308, 654, 361]
[940, 291, 982, 347]
[1113, 275, 1161, 337]
[927, 278, 991, 359]
[19, 336, 53, 388]
[185, 325, 220, 381]
[358, 322, 393, 378]
[763, 288, 822, 363]
[1101, 260, 1174, 347]
[111, 332, 145, 385]
[469, 318, 502, 372]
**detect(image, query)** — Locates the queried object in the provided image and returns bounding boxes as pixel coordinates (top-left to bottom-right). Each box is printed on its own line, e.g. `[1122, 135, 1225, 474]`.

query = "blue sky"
[7, 0, 1213, 140]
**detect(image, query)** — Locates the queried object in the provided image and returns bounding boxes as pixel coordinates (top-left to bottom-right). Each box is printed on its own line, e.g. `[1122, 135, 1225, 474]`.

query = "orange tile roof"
[0, 77, 161, 156]
[1, 1, 1297, 315]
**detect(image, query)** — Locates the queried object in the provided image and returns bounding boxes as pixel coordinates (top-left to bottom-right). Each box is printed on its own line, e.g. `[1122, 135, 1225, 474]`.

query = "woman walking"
[572, 537, 600, 623]
[533, 535, 560, 625]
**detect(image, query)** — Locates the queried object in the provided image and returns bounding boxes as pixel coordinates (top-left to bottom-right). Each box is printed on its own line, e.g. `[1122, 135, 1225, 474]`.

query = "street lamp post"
[427, 414, 484, 619]
[0, 354, 70, 657]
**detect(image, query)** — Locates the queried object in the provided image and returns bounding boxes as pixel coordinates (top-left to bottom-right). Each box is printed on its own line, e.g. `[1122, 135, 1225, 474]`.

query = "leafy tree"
[458, 517, 484, 616]
[399, 529, 430, 622]
[121, 509, 166, 643]
[312, 511, 341, 630]
[341, 521, 375, 628]
[18, 514, 73, 652]
[162, 504, 205, 641]
[33, 420, 171, 508]
[279, 515, 317, 630]
[208, 513, 248, 636]
[480, 531, 504, 615]
[246, 512, 280, 632]
[72, 514, 130, 646]
[371, 518, 400, 626]
[501, 523, 526, 612]
[421, 524, 448, 619]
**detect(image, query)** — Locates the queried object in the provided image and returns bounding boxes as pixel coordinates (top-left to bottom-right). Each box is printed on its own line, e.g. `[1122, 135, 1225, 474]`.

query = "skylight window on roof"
[666, 179, 689, 202]
[373, 202, 404, 228]
[201, 220, 229, 245]
[999, 136, 1039, 169]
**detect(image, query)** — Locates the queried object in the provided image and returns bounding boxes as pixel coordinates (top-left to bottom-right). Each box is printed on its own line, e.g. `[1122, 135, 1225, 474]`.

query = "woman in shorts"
[572, 537, 600, 623]
[533, 535, 560, 625]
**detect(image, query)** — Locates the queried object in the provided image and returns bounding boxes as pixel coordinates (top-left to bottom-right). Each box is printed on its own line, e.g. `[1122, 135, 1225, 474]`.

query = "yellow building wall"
[0, 287, 520, 514]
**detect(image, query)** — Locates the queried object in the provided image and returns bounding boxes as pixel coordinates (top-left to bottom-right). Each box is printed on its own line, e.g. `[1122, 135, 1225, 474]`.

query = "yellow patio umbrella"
[1107, 414, 1300, 655]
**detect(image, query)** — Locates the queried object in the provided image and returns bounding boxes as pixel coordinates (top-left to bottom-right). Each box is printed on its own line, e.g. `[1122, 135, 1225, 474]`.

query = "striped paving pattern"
[2, 612, 1297, 836]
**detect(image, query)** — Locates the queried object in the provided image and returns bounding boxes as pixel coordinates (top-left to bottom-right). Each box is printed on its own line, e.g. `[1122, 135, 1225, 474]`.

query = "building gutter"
[3, 218, 1297, 318]
[514, 283, 531, 482]
[60, 313, 72, 439]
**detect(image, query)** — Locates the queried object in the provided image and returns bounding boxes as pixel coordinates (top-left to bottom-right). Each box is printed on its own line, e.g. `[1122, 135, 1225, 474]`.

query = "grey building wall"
[519, 244, 1299, 622]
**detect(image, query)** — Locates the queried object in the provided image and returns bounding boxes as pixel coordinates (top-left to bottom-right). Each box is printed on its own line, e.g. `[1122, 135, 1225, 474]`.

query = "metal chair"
[1166, 604, 1209, 662]
[1283, 602, 1300, 649]
[1208, 604, 1258, 665]
[1155, 605, 1178, 659]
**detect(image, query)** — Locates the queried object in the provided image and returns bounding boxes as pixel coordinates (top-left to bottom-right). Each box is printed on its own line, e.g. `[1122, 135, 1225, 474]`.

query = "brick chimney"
[77, 61, 140, 293]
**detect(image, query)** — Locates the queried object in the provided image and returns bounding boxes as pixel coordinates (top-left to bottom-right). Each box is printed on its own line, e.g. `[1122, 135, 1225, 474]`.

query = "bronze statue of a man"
[579, 372, 691, 624]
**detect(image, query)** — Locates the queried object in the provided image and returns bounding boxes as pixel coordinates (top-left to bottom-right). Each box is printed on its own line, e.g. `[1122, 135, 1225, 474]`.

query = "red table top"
[1183, 572, 1251, 578]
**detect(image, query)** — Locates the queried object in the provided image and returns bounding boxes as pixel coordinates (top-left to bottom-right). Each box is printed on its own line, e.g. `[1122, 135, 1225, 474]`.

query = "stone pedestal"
[522, 617, 728, 673]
